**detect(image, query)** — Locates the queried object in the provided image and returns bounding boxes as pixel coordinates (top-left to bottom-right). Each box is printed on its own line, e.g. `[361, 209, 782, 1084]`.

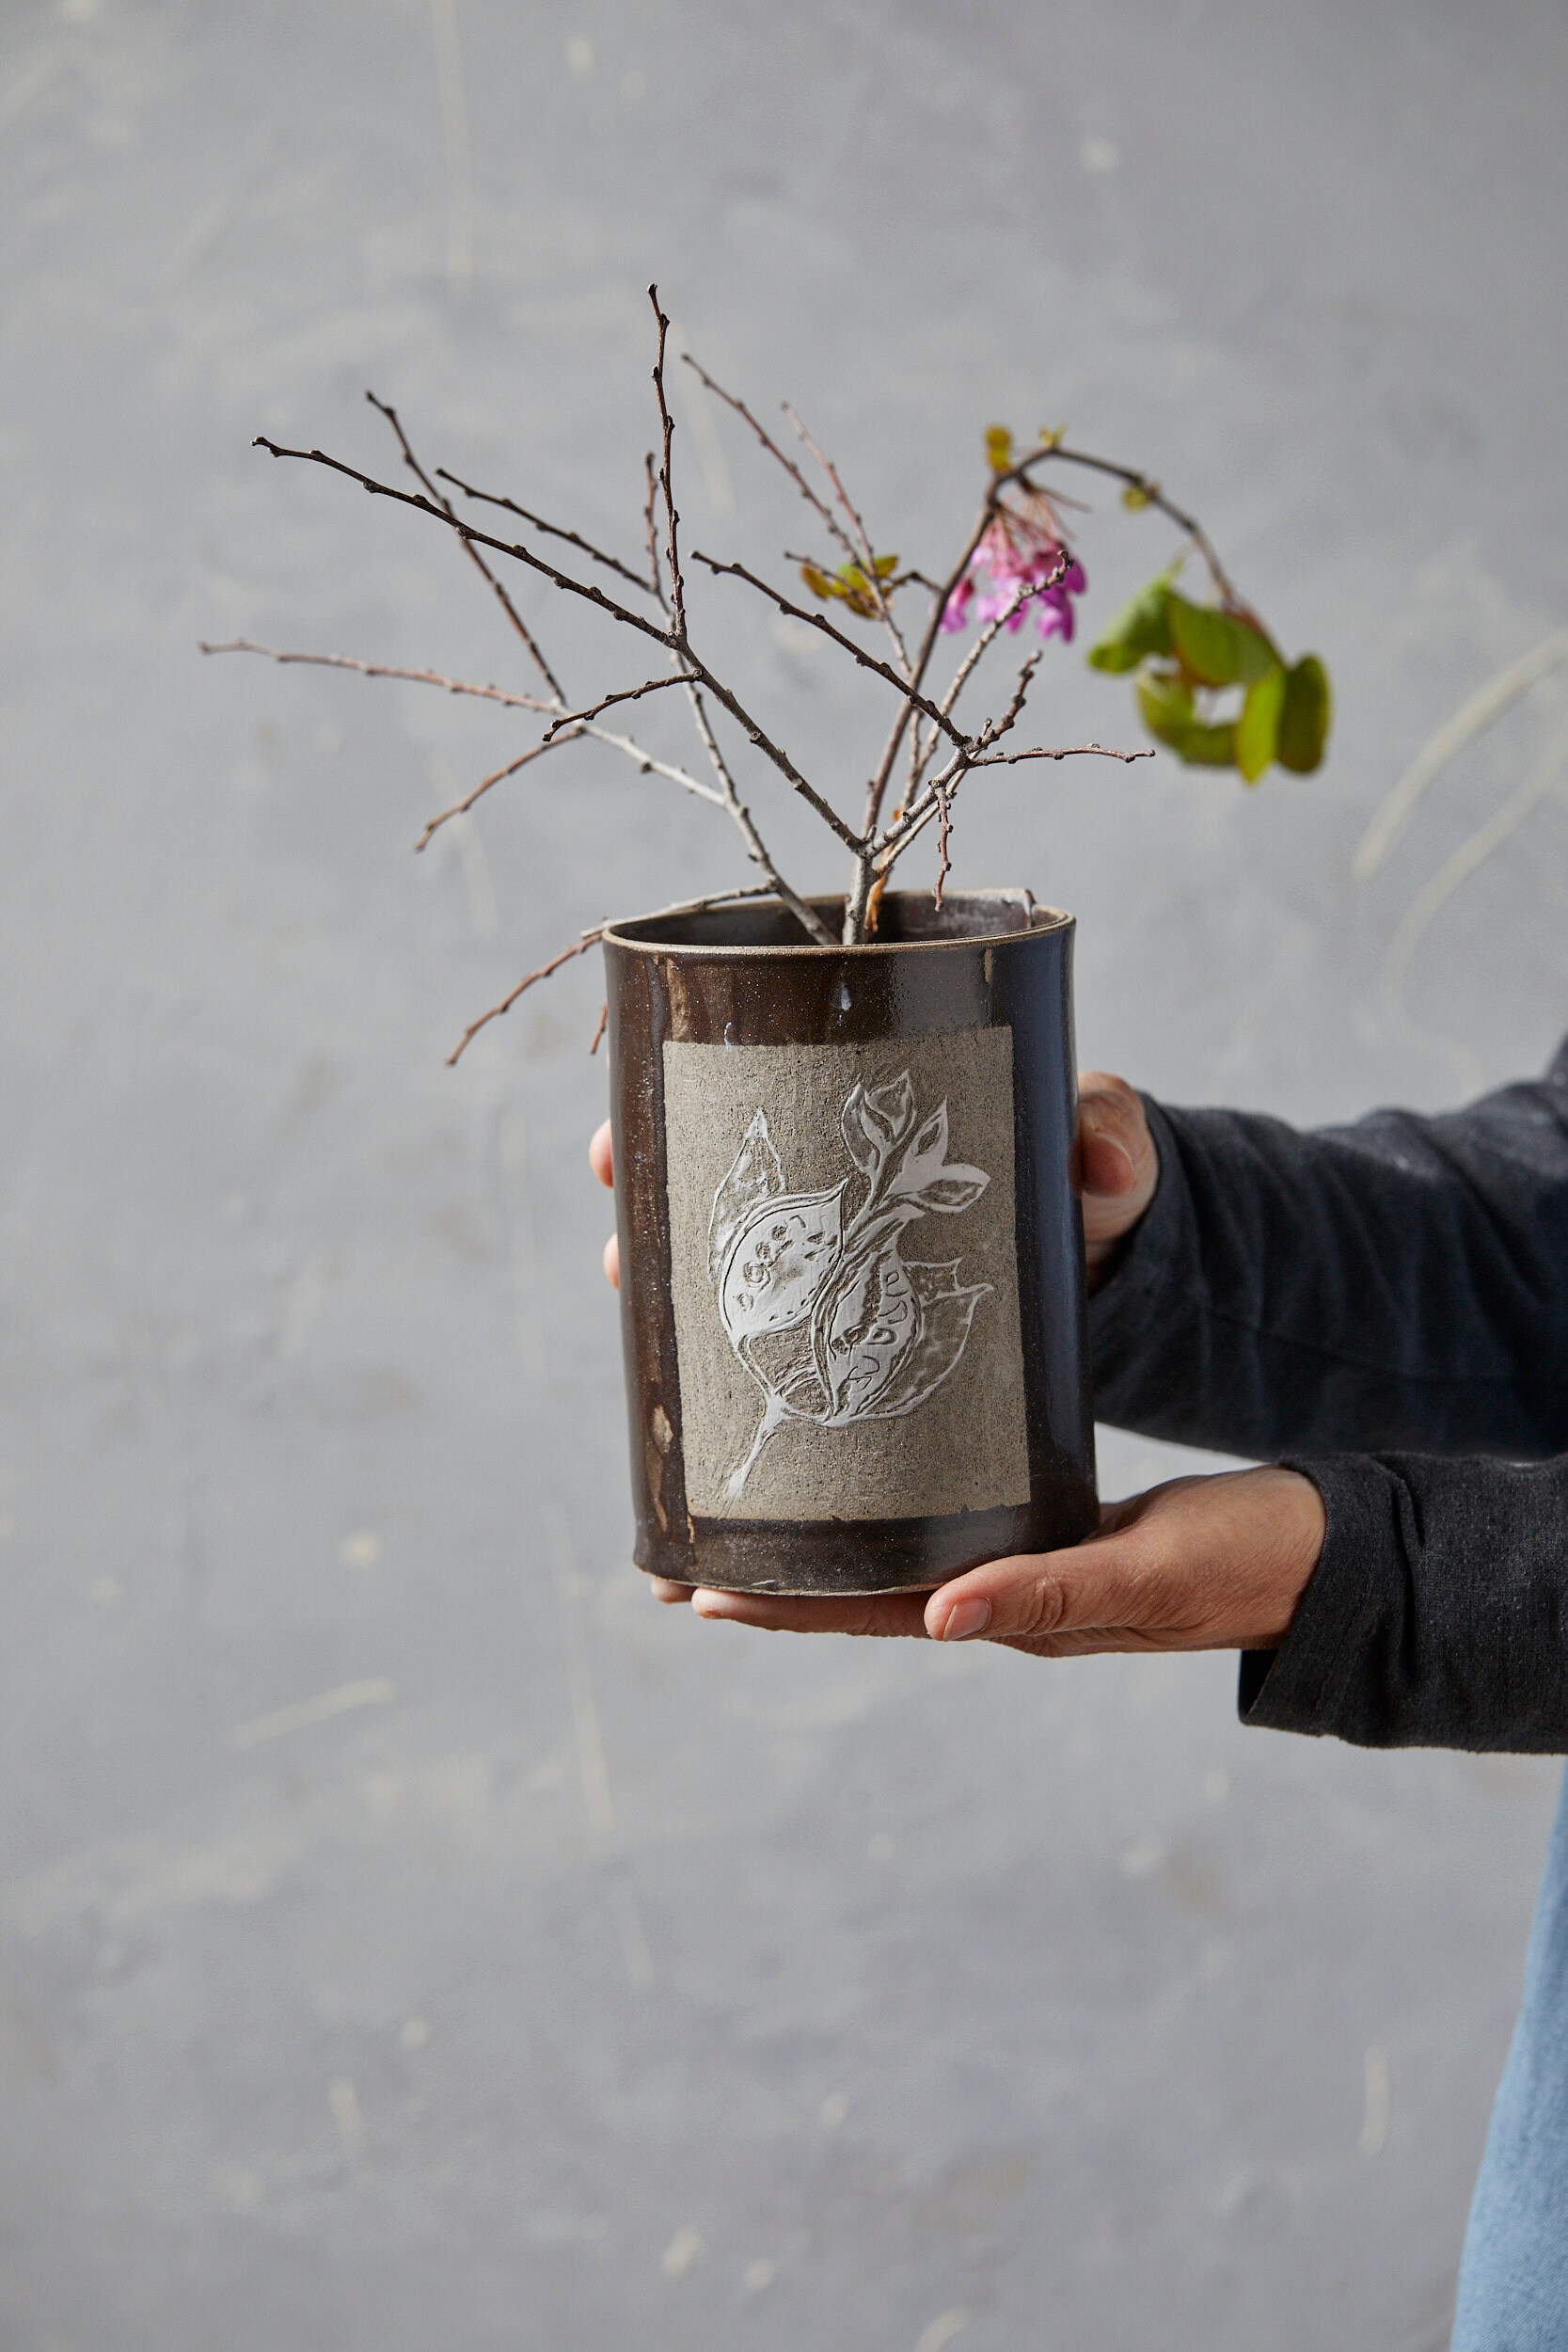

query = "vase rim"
[602, 886, 1072, 960]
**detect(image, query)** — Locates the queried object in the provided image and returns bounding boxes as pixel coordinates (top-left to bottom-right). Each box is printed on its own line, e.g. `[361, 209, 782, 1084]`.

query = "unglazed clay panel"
[662, 1030, 1030, 1520]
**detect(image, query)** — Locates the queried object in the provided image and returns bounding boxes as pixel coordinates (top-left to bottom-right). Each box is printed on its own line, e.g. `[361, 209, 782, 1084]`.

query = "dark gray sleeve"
[1089, 1040, 1568, 1460]
[1087, 1038, 1568, 1751]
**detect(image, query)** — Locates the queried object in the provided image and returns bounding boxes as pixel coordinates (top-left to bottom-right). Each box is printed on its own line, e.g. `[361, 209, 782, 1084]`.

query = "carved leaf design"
[862, 1071, 915, 1152]
[816, 1235, 920, 1419]
[713, 1072, 996, 1495]
[708, 1108, 784, 1282]
[719, 1183, 846, 1343]
[839, 1080, 881, 1178]
[856, 1262, 992, 1421]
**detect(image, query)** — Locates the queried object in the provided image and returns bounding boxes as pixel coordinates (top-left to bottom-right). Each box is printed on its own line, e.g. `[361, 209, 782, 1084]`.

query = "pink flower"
[941, 513, 1086, 643]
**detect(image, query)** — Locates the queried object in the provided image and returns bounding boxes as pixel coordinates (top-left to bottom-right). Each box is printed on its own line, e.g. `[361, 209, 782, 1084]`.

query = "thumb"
[923, 1533, 1146, 1648]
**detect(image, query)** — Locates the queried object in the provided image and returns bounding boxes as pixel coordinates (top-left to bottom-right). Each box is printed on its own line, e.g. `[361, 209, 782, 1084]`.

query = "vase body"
[602, 889, 1098, 1595]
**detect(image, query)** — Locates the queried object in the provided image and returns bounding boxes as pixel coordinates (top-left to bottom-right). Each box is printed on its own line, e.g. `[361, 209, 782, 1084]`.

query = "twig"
[436, 463, 654, 598]
[541, 672, 687, 741]
[965, 741, 1157, 769]
[647, 286, 688, 641]
[641, 451, 664, 605]
[447, 884, 778, 1064]
[367, 391, 565, 702]
[588, 1000, 609, 1056]
[932, 785, 952, 910]
[691, 551, 967, 751]
[782, 400, 911, 674]
[1006, 439, 1238, 608]
[417, 735, 578, 850]
[199, 637, 553, 712]
[682, 354, 855, 564]
[252, 433, 863, 851]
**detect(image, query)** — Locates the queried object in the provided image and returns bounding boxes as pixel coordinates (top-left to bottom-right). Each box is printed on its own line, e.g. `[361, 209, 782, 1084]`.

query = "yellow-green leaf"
[1121, 481, 1153, 512]
[1174, 720, 1240, 767]
[1275, 654, 1332, 772]
[1235, 664, 1286, 783]
[873, 552, 899, 578]
[1167, 594, 1277, 688]
[1086, 572, 1174, 674]
[1135, 668, 1194, 747]
[1037, 422, 1066, 450]
[985, 424, 1014, 474]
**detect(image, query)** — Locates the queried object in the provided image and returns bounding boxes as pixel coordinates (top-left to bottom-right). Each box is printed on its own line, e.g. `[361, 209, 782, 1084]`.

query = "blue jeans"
[1450, 1764, 1568, 2348]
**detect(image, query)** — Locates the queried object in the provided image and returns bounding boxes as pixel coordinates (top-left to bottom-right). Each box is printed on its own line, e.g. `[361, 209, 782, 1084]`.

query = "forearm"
[1241, 1451, 1568, 1752]
[1091, 1049, 1568, 1460]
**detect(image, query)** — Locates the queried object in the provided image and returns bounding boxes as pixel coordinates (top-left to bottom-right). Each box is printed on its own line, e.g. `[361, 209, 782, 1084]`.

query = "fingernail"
[939, 1597, 991, 1641]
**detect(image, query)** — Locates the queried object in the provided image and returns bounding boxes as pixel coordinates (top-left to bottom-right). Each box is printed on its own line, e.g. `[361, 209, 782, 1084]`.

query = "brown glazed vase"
[602, 888, 1098, 1595]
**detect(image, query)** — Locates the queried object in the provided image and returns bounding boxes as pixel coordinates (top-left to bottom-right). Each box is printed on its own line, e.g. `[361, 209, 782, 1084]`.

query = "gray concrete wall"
[5, 3, 1567, 2345]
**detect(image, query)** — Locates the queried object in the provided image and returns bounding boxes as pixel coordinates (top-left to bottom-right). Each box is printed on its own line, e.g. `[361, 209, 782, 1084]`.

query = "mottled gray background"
[4, 3, 1567, 2347]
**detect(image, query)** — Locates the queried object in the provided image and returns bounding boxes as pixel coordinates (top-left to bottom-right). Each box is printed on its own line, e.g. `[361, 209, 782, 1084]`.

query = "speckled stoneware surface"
[603, 890, 1098, 1593]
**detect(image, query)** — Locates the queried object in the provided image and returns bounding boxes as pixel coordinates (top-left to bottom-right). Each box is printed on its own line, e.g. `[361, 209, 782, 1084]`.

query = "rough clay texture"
[6, 3, 1568, 2347]
[663, 1032, 1030, 1520]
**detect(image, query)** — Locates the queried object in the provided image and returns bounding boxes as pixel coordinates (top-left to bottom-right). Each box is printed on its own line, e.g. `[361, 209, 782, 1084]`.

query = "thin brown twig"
[641, 451, 665, 606]
[366, 391, 566, 703]
[967, 741, 1158, 768]
[416, 735, 579, 851]
[782, 400, 911, 675]
[436, 463, 653, 598]
[252, 433, 863, 852]
[588, 1000, 609, 1057]
[541, 672, 687, 741]
[932, 785, 952, 910]
[690, 551, 967, 751]
[647, 286, 687, 641]
[446, 884, 780, 1064]
[199, 637, 553, 712]
[682, 354, 855, 564]
[1005, 439, 1238, 608]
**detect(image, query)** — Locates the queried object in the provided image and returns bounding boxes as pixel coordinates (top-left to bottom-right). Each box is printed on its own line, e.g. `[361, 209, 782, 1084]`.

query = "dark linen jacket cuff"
[1235, 1455, 1387, 1735]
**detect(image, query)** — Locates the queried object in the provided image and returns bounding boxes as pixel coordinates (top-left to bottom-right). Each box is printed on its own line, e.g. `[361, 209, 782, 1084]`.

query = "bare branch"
[541, 672, 688, 741]
[253, 433, 678, 652]
[647, 286, 687, 640]
[1004, 438, 1237, 607]
[435, 462, 653, 598]
[446, 885, 781, 1064]
[588, 1000, 609, 1057]
[966, 741, 1158, 769]
[199, 637, 553, 713]
[932, 785, 953, 910]
[641, 451, 665, 607]
[782, 400, 911, 674]
[859, 502, 994, 843]
[690, 550, 967, 751]
[366, 391, 566, 703]
[417, 736, 578, 850]
[682, 354, 854, 563]
[252, 434, 861, 851]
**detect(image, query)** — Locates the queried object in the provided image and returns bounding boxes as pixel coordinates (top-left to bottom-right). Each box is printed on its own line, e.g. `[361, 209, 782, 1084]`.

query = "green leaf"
[1173, 720, 1240, 767]
[1235, 664, 1286, 783]
[1135, 667, 1194, 746]
[1275, 654, 1332, 772]
[800, 563, 833, 601]
[1121, 481, 1152, 512]
[1167, 594, 1277, 688]
[985, 424, 1014, 475]
[1087, 573, 1174, 674]
[873, 552, 899, 579]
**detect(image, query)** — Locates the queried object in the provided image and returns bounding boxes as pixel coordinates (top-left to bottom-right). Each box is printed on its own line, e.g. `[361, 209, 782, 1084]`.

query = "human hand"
[656, 1469, 1325, 1655]
[587, 1067, 1157, 1297]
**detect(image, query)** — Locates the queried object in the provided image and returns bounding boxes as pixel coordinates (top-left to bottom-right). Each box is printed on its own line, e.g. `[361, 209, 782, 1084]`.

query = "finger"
[689, 1586, 933, 1636]
[1076, 1073, 1153, 1201]
[924, 1534, 1148, 1649]
[589, 1120, 614, 1188]
[603, 1232, 620, 1290]
[648, 1576, 694, 1604]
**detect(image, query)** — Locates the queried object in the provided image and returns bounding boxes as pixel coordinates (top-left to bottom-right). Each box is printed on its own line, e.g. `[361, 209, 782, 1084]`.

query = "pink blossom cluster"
[941, 514, 1087, 643]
